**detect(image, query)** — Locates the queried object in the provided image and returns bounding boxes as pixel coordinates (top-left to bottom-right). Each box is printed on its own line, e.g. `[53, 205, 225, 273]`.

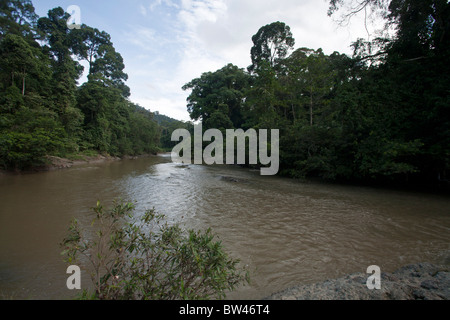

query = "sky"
[33, 0, 383, 122]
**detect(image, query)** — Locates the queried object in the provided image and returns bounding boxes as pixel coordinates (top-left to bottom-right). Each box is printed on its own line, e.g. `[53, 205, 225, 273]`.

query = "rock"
[46, 156, 74, 169]
[421, 279, 439, 290]
[220, 176, 240, 183]
[220, 176, 248, 183]
[42, 154, 123, 172]
[265, 263, 449, 300]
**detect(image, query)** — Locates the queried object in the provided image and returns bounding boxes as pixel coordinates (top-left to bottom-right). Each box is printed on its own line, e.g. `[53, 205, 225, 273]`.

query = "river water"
[0, 155, 449, 300]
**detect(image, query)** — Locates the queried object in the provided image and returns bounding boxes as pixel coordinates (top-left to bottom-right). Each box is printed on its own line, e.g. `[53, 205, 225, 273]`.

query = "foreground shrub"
[61, 201, 249, 300]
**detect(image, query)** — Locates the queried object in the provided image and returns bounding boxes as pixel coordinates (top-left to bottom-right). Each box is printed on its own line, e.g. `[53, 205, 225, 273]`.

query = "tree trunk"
[291, 103, 296, 123]
[310, 87, 313, 126]
[22, 70, 26, 96]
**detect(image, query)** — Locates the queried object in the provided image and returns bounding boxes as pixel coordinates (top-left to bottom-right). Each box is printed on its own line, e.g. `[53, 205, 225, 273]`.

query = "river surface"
[0, 155, 449, 300]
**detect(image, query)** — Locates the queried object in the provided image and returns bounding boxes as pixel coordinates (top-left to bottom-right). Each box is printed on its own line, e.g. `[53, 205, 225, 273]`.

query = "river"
[0, 154, 449, 300]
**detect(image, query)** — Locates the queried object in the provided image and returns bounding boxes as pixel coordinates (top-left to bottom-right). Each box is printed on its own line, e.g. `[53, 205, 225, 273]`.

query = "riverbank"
[266, 262, 449, 300]
[45, 153, 166, 171]
[0, 153, 162, 175]
[44, 154, 122, 170]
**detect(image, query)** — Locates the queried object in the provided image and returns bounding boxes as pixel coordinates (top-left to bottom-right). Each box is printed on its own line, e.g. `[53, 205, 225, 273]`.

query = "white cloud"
[149, 0, 162, 12]
[139, 4, 148, 16]
[124, 26, 157, 50]
[179, 0, 227, 25]
[133, 96, 190, 121]
[149, 0, 180, 12]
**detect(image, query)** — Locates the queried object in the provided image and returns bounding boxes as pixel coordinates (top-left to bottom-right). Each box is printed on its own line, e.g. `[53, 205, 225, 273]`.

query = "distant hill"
[152, 112, 185, 125]
[152, 112, 194, 150]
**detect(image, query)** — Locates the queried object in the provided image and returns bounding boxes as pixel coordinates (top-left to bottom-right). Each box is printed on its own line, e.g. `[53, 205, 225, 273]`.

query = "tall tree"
[282, 48, 336, 126]
[0, 34, 48, 97]
[248, 21, 295, 74]
[71, 24, 130, 97]
[37, 7, 83, 132]
[0, 0, 38, 42]
[182, 64, 250, 129]
[70, 25, 111, 75]
[90, 43, 129, 97]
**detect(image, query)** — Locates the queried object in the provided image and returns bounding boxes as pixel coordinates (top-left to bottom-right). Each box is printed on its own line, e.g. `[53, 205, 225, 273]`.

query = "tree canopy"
[248, 21, 295, 74]
[182, 0, 450, 186]
[1, 0, 448, 188]
[0, 1, 161, 170]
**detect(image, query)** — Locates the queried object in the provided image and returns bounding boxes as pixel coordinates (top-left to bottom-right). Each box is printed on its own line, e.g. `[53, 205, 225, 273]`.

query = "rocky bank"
[266, 263, 449, 300]
[44, 155, 122, 170]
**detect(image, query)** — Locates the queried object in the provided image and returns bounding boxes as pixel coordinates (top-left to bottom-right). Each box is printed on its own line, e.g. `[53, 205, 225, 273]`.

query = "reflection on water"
[0, 155, 449, 299]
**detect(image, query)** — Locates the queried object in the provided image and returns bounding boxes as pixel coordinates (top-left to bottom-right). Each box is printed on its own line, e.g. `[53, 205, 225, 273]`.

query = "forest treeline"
[1, 0, 449, 188]
[0, 0, 171, 170]
[182, 0, 449, 186]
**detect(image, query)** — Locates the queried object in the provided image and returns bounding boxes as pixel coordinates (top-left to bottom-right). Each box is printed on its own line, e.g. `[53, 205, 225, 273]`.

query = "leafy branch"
[61, 200, 249, 300]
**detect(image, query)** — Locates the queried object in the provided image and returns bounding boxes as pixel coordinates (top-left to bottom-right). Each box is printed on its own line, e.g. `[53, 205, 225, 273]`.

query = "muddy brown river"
[0, 154, 449, 299]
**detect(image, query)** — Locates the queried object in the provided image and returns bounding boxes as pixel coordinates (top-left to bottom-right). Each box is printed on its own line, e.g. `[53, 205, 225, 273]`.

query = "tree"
[0, 34, 48, 97]
[90, 43, 130, 97]
[0, 105, 69, 170]
[326, 0, 450, 183]
[282, 48, 337, 126]
[61, 201, 249, 300]
[0, 1, 162, 170]
[70, 25, 111, 75]
[182, 64, 250, 129]
[242, 22, 297, 130]
[71, 25, 130, 97]
[157, 115, 194, 151]
[248, 21, 295, 74]
[328, 0, 449, 59]
[0, 0, 39, 42]
[128, 103, 160, 155]
[243, 59, 282, 129]
[37, 7, 83, 124]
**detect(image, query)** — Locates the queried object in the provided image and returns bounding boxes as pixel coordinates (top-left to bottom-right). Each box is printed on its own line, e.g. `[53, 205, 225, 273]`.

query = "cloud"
[148, 0, 180, 12]
[133, 96, 190, 121]
[139, 4, 148, 16]
[149, 0, 162, 12]
[179, 0, 227, 25]
[124, 26, 157, 50]
[172, 0, 371, 73]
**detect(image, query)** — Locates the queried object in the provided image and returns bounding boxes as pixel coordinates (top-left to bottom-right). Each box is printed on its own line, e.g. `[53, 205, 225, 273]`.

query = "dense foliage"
[154, 112, 194, 151]
[0, 1, 161, 170]
[1, 0, 448, 188]
[183, 1, 449, 186]
[61, 201, 249, 300]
